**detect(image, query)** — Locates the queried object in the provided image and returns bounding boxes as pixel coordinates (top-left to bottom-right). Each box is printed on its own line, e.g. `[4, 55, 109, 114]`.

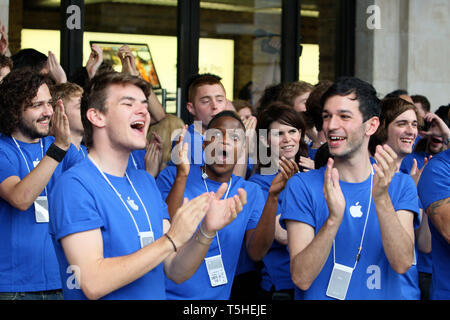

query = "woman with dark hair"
[248, 103, 308, 300]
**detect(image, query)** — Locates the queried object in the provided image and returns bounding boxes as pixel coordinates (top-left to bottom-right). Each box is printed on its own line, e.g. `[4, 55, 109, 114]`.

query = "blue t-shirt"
[248, 172, 293, 292]
[400, 151, 432, 275]
[169, 124, 204, 166]
[78, 144, 88, 159]
[49, 157, 169, 300]
[0, 135, 82, 292]
[280, 166, 419, 300]
[307, 142, 318, 160]
[156, 164, 265, 299]
[127, 149, 146, 171]
[417, 150, 450, 300]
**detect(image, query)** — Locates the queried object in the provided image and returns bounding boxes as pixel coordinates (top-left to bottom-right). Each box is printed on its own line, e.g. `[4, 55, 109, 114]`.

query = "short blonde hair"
[50, 82, 83, 105]
[148, 114, 185, 164]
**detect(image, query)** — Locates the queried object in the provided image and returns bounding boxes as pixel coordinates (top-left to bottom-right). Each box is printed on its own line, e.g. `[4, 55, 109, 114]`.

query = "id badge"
[34, 196, 49, 223]
[139, 231, 154, 248]
[326, 263, 353, 300]
[205, 255, 228, 287]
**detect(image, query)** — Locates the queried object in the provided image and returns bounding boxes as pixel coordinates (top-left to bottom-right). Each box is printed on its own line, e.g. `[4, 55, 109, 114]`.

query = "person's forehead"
[31, 83, 51, 101]
[195, 84, 225, 98]
[392, 109, 417, 122]
[210, 116, 243, 130]
[269, 120, 295, 131]
[0, 65, 10, 74]
[323, 94, 360, 113]
[106, 83, 146, 100]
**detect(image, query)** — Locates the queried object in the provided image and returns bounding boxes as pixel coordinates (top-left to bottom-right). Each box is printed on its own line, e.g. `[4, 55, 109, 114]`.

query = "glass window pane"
[200, 0, 282, 109]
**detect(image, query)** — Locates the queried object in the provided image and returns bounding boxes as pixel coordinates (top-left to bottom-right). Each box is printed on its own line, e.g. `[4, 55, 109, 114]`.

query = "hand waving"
[47, 51, 67, 84]
[50, 99, 71, 150]
[323, 157, 345, 223]
[268, 157, 299, 197]
[201, 183, 247, 236]
[372, 144, 398, 199]
[0, 21, 9, 55]
[86, 44, 103, 79]
[172, 125, 190, 177]
[144, 132, 163, 177]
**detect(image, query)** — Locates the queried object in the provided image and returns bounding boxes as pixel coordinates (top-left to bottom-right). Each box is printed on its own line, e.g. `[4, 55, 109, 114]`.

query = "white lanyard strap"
[332, 167, 374, 270]
[12, 137, 48, 196]
[88, 155, 153, 235]
[79, 146, 86, 158]
[201, 169, 232, 258]
[130, 152, 138, 169]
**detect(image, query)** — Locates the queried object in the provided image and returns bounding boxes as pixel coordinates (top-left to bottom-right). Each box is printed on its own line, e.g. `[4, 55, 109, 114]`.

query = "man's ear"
[86, 108, 106, 128]
[365, 116, 380, 136]
[186, 102, 196, 117]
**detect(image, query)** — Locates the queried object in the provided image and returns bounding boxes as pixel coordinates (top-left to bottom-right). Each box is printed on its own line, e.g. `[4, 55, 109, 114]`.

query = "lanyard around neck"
[201, 168, 232, 257]
[12, 137, 48, 196]
[88, 155, 153, 235]
[332, 167, 374, 270]
[130, 152, 138, 169]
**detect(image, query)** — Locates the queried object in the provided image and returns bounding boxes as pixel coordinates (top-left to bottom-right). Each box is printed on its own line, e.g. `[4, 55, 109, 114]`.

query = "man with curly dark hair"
[0, 69, 83, 300]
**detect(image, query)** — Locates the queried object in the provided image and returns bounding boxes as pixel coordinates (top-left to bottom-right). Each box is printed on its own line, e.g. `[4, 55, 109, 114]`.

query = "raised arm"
[60, 193, 211, 300]
[426, 197, 450, 244]
[372, 144, 415, 274]
[245, 157, 298, 261]
[165, 125, 189, 219]
[164, 184, 246, 283]
[287, 157, 345, 290]
[0, 101, 71, 210]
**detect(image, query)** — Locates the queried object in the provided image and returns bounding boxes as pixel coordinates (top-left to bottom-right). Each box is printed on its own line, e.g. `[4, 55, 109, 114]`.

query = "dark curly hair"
[0, 68, 52, 136]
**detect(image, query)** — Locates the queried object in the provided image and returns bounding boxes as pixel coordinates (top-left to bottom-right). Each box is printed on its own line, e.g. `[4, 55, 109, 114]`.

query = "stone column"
[355, 0, 450, 111]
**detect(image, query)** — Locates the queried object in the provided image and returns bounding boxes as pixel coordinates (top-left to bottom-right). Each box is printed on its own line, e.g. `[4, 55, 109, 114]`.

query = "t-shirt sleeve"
[145, 171, 170, 221]
[245, 184, 265, 231]
[62, 143, 84, 171]
[155, 165, 177, 200]
[390, 173, 420, 227]
[418, 156, 450, 211]
[280, 174, 316, 230]
[0, 149, 20, 183]
[49, 175, 104, 241]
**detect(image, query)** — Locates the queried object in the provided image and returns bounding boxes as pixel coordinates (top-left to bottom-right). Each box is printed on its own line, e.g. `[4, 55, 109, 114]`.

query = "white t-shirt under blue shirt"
[49, 157, 169, 300]
[417, 149, 450, 300]
[156, 164, 265, 299]
[280, 166, 419, 300]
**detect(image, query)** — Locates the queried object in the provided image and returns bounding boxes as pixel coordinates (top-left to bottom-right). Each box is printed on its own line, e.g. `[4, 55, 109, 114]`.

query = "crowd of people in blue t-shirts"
[0, 24, 449, 301]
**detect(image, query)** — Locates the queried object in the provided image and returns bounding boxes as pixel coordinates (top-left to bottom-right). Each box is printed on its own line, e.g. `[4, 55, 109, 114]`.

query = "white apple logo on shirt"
[126, 197, 139, 211]
[349, 202, 363, 218]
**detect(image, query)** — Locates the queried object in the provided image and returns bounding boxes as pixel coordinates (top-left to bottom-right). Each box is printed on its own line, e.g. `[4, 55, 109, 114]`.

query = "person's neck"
[395, 154, 405, 173]
[88, 144, 130, 177]
[70, 132, 83, 150]
[333, 151, 373, 183]
[312, 130, 327, 149]
[204, 165, 233, 183]
[193, 119, 207, 135]
[11, 130, 40, 144]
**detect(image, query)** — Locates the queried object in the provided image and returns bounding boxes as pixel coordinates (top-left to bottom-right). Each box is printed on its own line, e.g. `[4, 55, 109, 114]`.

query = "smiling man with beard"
[0, 69, 83, 300]
[281, 77, 419, 300]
